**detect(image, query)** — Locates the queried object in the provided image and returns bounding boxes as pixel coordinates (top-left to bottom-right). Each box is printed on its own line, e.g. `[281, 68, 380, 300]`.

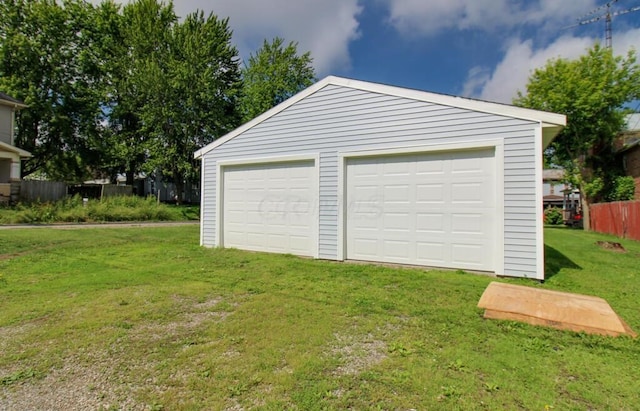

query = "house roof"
[0, 141, 32, 158]
[543, 169, 565, 181]
[624, 113, 640, 132]
[0, 92, 27, 109]
[195, 75, 567, 159]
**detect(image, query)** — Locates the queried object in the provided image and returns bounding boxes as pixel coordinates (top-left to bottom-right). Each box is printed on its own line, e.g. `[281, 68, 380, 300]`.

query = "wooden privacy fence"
[20, 181, 132, 203]
[590, 201, 640, 241]
[20, 180, 67, 202]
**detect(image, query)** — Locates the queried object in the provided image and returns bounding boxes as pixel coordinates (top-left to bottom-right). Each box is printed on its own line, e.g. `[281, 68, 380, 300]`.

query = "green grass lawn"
[1, 226, 639, 410]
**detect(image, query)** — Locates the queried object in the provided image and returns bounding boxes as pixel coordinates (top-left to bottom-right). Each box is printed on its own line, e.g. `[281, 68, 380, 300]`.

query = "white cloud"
[463, 27, 640, 104]
[89, 0, 362, 76]
[384, 0, 597, 36]
[204, 0, 362, 74]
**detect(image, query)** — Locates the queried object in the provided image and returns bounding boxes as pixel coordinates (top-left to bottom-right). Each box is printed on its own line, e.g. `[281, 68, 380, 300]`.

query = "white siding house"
[0, 92, 30, 204]
[195, 76, 566, 280]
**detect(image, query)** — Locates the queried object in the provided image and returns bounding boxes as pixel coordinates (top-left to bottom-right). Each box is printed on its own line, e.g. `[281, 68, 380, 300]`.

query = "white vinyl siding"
[201, 84, 542, 277]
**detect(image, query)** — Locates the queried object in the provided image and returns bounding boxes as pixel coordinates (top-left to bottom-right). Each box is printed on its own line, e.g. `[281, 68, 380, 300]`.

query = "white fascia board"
[0, 99, 28, 110]
[193, 75, 567, 159]
[0, 141, 32, 158]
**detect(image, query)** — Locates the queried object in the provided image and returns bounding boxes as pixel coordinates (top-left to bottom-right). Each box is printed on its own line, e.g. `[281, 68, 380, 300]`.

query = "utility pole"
[569, 0, 640, 49]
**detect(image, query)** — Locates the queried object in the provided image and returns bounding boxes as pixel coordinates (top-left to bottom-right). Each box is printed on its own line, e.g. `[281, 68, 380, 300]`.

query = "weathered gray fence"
[19, 181, 133, 202]
[101, 184, 132, 198]
[20, 180, 67, 202]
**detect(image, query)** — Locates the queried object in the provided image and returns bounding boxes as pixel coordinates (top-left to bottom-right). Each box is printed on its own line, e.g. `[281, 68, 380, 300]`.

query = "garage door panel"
[222, 160, 316, 257]
[382, 240, 410, 259]
[416, 242, 447, 265]
[451, 182, 485, 204]
[416, 212, 446, 233]
[346, 148, 495, 271]
[452, 244, 485, 266]
[416, 184, 445, 203]
[383, 212, 411, 231]
[383, 184, 410, 203]
[451, 213, 484, 234]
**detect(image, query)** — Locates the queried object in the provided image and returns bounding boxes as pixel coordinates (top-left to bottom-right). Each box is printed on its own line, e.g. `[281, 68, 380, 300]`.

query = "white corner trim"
[494, 143, 505, 276]
[336, 153, 346, 261]
[199, 157, 205, 246]
[215, 160, 224, 248]
[534, 125, 545, 280]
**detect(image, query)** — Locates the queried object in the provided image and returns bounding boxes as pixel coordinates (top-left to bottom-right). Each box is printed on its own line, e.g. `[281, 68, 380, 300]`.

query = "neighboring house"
[617, 113, 640, 200]
[542, 169, 578, 209]
[85, 172, 200, 203]
[194, 76, 566, 280]
[0, 92, 31, 204]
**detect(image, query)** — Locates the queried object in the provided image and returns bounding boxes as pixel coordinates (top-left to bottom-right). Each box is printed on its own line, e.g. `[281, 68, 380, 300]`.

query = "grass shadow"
[545, 244, 581, 279]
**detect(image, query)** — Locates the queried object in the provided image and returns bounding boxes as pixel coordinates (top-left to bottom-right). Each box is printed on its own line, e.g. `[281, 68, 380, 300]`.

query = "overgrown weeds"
[0, 195, 198, 224]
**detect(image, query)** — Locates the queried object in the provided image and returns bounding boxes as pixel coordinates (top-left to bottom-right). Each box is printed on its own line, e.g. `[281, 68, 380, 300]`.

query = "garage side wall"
[201, 84, 540, 278]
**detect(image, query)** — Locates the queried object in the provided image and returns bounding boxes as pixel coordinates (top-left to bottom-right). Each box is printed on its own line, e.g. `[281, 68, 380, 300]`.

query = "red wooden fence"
[590, 201, 640, 241]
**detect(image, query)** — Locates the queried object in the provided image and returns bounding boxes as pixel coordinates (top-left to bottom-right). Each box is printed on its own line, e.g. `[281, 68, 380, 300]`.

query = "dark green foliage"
[608, 176, 635, 202]
[240, 37, 316, 123]
[0, 0, 242, 190]
[0, 0, 113, 181]
[514, 45, 640, 209]
[544, 207, 563, 225]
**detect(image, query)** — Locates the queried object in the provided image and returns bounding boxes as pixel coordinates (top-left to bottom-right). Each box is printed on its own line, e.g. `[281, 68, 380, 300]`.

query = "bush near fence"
[590, 201, 640, 241]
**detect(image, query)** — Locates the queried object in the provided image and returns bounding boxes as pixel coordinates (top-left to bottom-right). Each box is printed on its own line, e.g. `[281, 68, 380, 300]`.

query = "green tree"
[141, 9, 242, 203]
[0, 0, 110, 181]
[240, 37, 315, 123]
[514, 44, 640, 229]
[104, 0, 177, 185]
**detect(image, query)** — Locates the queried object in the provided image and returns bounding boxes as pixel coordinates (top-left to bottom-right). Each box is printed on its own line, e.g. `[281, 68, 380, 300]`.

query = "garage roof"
[195, 75, 566, 159]
[0, 92, 27, 109]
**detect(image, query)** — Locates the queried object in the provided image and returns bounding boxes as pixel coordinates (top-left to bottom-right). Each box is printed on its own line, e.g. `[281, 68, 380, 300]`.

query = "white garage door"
[346, 148, 496, 271]
[222, 160, 316, 257]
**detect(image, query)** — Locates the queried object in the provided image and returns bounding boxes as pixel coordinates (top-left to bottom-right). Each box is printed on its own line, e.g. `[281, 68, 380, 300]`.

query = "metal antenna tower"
[569, 0, 640, 48]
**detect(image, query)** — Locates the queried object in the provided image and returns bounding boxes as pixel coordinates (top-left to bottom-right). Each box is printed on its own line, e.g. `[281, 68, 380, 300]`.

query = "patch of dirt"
[0, 296, 234, 410]
[595, 241, 626, 252]
[328, 333, 387, 376]
[128, 297, 232, 343]
[1, 355, 147, 411]
[0, 323, 37, 352]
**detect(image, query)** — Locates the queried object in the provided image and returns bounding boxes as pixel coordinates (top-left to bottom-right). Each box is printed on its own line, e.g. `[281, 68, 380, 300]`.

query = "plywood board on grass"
[478, 282, 636, 337]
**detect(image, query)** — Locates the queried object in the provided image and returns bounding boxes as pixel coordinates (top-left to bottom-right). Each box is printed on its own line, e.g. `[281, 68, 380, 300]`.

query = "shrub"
[608, 176, 635, 202]
[0, 195, 197, 224]
[544, 207, 563, 225]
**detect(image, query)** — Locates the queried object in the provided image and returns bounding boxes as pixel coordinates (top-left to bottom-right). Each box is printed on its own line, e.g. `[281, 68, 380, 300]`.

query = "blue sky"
[101, 0, 640, 105]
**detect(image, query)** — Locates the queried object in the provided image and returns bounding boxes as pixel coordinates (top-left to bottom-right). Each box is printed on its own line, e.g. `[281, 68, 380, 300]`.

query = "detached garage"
[195, 76, 566, 280]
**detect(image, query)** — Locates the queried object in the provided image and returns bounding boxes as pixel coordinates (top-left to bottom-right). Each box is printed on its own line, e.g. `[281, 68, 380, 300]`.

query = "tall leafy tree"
[514, 44, 640, 229]
[141, 9, 242, 203]
[105, 0, 176, 185]
[240, 37, 315, 123]
[0, 0, 109, 181]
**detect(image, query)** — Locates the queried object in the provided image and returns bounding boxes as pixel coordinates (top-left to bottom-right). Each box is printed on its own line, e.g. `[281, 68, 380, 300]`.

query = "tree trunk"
[174, 176, 184, 205]
[582, 195, 591, 231]
[126, 161, 135, 186]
